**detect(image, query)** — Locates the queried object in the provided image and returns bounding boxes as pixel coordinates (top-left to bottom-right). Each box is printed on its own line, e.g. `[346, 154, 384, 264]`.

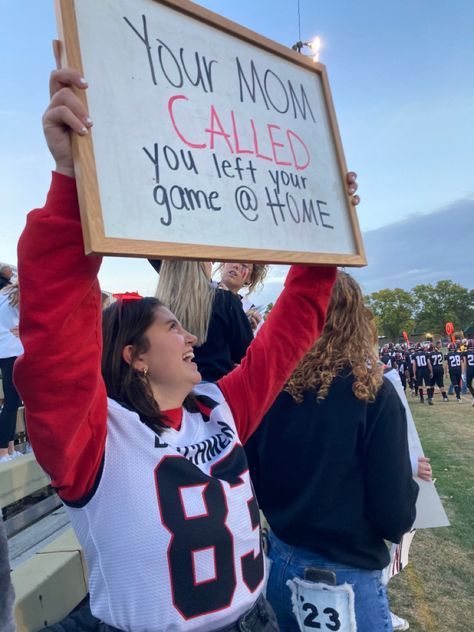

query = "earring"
[142, 367, 149, 377]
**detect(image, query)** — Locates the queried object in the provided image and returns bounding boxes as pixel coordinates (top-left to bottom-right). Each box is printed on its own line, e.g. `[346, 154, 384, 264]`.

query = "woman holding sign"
[245, 272, 418, 632]
[14, 67, 336, 632]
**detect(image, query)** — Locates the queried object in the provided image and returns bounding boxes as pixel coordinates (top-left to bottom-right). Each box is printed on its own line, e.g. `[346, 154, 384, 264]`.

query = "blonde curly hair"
[1, 282, 19, 308]
[245, 263, 268, 295]
[285, 271, 383, 403]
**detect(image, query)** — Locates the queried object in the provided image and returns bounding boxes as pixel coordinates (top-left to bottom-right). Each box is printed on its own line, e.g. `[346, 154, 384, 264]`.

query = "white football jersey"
[65, 383, 264, 632]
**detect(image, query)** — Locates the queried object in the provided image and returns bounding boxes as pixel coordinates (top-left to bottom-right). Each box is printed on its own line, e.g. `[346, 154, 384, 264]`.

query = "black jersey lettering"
[154, 445, 263, 619]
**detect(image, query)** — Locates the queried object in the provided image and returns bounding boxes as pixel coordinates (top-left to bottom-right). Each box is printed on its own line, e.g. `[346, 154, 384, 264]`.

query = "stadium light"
[292, 36, 323, 62]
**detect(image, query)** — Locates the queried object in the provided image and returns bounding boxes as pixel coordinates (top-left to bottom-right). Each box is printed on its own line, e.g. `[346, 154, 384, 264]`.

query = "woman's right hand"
[246, 308, 262, 331]
[43, 66, 93, 177]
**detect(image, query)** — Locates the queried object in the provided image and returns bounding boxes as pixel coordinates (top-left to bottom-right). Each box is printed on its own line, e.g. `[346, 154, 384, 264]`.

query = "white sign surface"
[61, 0, 365, 263]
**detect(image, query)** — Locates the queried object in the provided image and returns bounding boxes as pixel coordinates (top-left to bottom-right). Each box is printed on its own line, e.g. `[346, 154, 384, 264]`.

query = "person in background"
[245, 271, 418, 632]
[380, 344, 394, 368]
[405, 345, 416, 395]
[445, 342, 464, 402]
[394, 350, 409, 391]
[459, 340, 469, 395]
[464, 339, 474, 405]
[0, 283, 23, 463]
[429, 343, 449, 402]
[412, 343, 433, 404]
[155, 259, 254, 381]
[217, 262, 268, 331]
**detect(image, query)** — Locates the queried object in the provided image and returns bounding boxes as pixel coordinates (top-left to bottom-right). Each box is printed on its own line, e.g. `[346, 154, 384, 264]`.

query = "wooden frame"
[55, 0, 366, 266]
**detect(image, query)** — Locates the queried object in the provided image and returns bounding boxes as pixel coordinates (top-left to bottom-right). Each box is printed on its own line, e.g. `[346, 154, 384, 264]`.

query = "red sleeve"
[13, 172, 107, 502]
[218, 265, 336, 444]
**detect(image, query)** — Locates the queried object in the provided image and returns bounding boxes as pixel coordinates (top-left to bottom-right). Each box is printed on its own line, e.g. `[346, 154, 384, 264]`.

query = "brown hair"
[285, 271, 383, 403]
[246, 264, 268, 295]
[102, 297, 197, 434]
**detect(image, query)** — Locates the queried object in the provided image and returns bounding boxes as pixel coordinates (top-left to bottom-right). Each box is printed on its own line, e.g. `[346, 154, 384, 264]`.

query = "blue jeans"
[266, 531, 392, 632]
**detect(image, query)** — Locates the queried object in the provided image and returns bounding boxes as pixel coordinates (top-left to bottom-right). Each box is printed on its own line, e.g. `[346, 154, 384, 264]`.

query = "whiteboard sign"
[56, 0, 366, 265]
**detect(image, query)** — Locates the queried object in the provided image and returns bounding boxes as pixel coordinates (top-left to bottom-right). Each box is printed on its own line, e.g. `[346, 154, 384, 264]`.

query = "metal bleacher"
[1, 406, 88, 631]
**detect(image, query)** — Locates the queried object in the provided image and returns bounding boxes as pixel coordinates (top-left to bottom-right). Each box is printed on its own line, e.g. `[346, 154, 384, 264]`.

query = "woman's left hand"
[417, 456, 432, 481]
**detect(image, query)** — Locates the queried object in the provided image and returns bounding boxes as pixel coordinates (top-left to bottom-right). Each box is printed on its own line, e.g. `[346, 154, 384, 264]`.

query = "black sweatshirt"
[245, 368, 419, 570]
[194, 288, 253, 382]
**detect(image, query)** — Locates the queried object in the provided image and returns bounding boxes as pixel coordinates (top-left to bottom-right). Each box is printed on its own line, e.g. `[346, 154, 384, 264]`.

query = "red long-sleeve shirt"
[14, 172, 335, 502]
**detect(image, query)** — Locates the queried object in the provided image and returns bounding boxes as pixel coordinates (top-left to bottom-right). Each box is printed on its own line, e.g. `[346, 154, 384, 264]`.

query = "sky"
[1, 0, 473, 302]
[353, 197, 474, 294]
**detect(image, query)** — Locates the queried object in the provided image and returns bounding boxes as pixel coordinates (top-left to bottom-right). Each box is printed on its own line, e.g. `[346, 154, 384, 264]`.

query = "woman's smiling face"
[129, 305, 201, 393]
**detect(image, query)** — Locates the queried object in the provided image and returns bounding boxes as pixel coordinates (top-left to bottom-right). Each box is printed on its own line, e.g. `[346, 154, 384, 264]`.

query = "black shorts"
[416, 368, 431, 386]
[449, 370, 462, 386]
[431, 369, 444, 388]
[466, 368, 474, 386]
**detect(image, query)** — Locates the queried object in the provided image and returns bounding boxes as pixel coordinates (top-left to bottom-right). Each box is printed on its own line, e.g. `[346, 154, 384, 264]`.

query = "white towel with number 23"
[287, 577, 357, 632]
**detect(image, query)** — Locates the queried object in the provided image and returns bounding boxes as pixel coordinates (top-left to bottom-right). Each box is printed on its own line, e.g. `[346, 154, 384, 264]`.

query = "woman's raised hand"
[43, 58, 93, 177]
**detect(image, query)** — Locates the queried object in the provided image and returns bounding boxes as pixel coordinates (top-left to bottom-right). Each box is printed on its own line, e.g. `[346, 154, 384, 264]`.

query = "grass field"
[388, 394, 474, 631]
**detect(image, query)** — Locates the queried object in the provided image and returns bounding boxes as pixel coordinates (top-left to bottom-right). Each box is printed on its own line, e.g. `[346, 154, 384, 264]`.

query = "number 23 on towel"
[287, 576, 357, 632]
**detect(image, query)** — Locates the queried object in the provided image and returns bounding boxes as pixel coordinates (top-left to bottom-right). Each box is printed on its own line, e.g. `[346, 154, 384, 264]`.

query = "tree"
[412, 281, 474, 334]
[365, 288, 415, 341]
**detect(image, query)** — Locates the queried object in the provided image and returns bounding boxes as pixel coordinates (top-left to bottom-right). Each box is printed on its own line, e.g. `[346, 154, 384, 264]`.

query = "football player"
[445, 343, 465, 402]
[464, 340, 474, 405]
[412, 343, 433, 404]
[429, 344, 448, 402]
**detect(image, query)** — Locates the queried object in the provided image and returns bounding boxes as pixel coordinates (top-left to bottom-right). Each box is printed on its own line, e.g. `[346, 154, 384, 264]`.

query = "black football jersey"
[430, 352, 444, 369]
[446, 351, 462, 371]
[413, 351, 429, 369]
[464, 350, 474, 368]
